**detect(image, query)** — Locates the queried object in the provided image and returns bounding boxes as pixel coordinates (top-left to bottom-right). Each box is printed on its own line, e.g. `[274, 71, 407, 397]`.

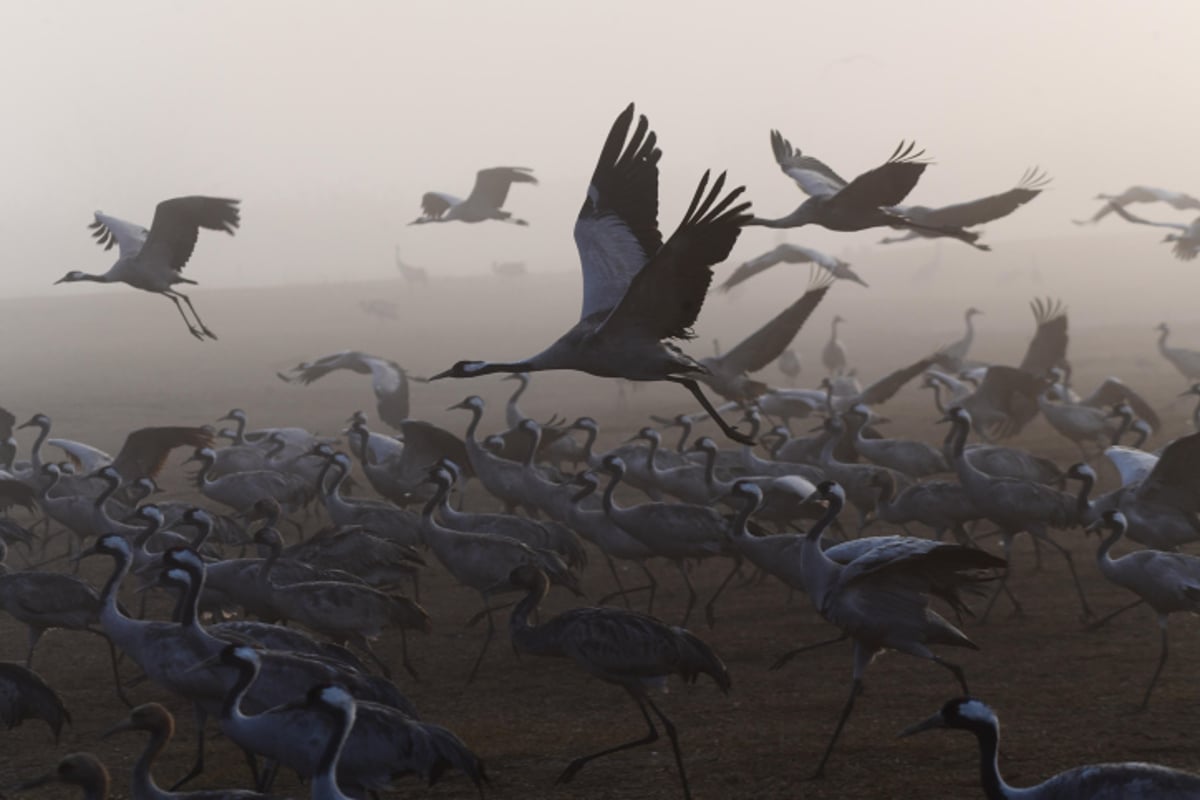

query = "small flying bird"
[411, 167, 538, 225]
[1073, 185, 1200, 225]
[748, 131, 988, 250]
[878, 167, 1051, 245]
[1107, 203, 1200, 261]
[719, 243, 868, 290]
[55, 196, 240, 340]
[430, 104, 755, 444]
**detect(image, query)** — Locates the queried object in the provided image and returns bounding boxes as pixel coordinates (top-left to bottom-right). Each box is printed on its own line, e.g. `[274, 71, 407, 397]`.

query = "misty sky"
[3, 0, 1198, 299]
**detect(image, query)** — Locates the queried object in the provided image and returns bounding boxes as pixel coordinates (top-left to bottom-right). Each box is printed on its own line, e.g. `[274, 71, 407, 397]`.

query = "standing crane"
[411, 167, 537, 225]
[749, 131, 987, 249]
[1156, 323, 1200, 381]
[54, 196, 240, 340]
[901, 697, 1200, 798]
[822, 315, 848, 375]
[937, 307, 983, 372]
[429, 104, 755, 444]
[507, 564, 730, 800]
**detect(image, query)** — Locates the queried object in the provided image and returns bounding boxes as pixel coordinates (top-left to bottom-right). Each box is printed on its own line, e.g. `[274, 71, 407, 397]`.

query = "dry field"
[1, 274, 1199, 799]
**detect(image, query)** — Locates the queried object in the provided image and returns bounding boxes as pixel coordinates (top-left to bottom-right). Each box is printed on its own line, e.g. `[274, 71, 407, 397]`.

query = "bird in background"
[54, 196, 240, 341]
[719, 243, 868, 290]
[748, 131, 988, 250]
[430, 103, 756, 444]
[411, 167, 538, 225]
[1107, 203, 1200, 261]
[878, 167, 1051, 245]
[1073, 185, 1200, 225]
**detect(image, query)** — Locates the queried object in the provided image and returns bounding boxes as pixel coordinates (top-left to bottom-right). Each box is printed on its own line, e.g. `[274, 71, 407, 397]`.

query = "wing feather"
[915, 167, 1051, 228]
[139, 196, 240, 272]
[769, 130, 846, 197]
[719, 272, 833, 374]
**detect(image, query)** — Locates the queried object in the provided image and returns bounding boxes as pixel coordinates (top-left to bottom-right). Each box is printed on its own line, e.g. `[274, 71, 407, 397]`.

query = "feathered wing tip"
[673, 628, 732, 694]
[680, 170, 751, 230]
[1017, 166, 1052, 192]
[886, 139, 928, 165]
[0, 663, 71, 741]
[1030, 296, 1066, 326]
[771, 129, 795, 163]
[88, 219, 118, 250]
[807, 264, 836, 292]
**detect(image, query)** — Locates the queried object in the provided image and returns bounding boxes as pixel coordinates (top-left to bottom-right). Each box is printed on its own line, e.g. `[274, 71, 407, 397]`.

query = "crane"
[749, 131, 987, 249]
[508, 564, 729, 799]
[936, 307, 983, 371]
[1074, 185, 1200, 225]
[823, 315, 848, 375]
[54, 196, 240, 340]
[901, 697, 1200, 798]
[429, 104, 755, 444]
[411, 166, 537, 225]
[0, 662, 70, 741]
[1156, 323, 1200, 381]
[718, 243, 868, 289]
[879, 167, 1051, 244]
[1108, 202, 1200, 260]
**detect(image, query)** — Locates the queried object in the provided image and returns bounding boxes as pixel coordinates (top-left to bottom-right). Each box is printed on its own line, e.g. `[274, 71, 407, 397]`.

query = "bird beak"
[430, 368, 454, 381]
[898, 712, 945, 738]
[70, 545, 97, 563]
[16, 418, 36, 430]
[1083, 518, 1104, 534]
[101, 718, 136, 739]
[53, 276, 70, 285]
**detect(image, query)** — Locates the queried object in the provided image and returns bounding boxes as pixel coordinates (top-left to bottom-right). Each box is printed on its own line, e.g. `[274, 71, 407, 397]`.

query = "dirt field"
[2, 276, 1200, 799]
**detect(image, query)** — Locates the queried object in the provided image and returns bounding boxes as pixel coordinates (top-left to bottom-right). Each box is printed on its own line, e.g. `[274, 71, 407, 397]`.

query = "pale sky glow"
[1, 0, 1198, 298]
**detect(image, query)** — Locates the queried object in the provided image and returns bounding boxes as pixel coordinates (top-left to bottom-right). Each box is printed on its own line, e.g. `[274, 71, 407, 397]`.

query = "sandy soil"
[2, 277, 1199, 799]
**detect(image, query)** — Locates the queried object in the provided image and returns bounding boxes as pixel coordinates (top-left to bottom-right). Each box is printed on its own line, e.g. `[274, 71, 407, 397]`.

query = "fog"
[2, 0, 1199, 304]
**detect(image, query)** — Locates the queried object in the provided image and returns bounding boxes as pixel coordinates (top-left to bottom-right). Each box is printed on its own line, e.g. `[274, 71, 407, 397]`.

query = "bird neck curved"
[353, 427, 375, 467]
[675, 422, 693, 453]
[1110, 412, 1133, 446]
[601, 469, 624, 519]
[579, 426, 599, 464]
[189, 518, 214, 550]
[971, 722, 1010, 800]
[132, 726, 170, 798]
[462, 406, 484, 446]
[317, 456, 338, 500]
[93, 473, 120, 511]
[255, 535, 281, 586]
[29, 422, 49, 472]
[313, 702, 355, 799]
[731, 495, 758, 540]
[818, 427, 842, 466]
[1096, 523, 1124, 567]
[521, 430, 541, 469]
[1074, 473, 1094, 522]
[508, 574, 551, 652]
[506, 379, 528, 425]
[929, 383, 946, 416]
[222, 659, 258, 726]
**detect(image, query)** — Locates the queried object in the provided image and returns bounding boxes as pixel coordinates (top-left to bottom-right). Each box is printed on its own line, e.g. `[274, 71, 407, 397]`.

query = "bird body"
[880, 167, 1050, 244]
[412, 167, 537, 225]
[719, 243, 868, 289]
[55, 197, 240, 340]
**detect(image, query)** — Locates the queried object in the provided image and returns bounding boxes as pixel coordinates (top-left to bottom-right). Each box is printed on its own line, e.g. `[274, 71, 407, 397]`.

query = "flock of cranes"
[15, 100, 1200, 799]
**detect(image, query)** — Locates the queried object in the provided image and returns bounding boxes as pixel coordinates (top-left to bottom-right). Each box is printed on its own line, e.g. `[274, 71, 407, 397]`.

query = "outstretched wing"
[600, 171, 751, 342]
[420, 192, 460, 219]
[466, 167, 537, 210]
[574, 104, 664, 321]
[281, 351, 378, 384]
[831, 141, 928, 212]
[1084, 377, 1161, 431]
[0, 406, 14, 441]
[857, 355, 941, 406]
[917, 167, 1051, 229]
[139, 196, 240, 272]
[720, 272, 833, 375]
[1108, 202, 1191, 231]
[769, 130, 847, 198]
[1017, 297, 1068, 377]
[719, 243, 838, 292]
[88, 212, 149, 258]
[1137, 431, 1200, 512]
[111, 426, 214, 482]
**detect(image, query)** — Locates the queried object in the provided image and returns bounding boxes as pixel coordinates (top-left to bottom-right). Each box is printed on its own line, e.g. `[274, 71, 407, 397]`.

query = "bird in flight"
[55, 196, 240, 340]
[430, 103, 755, 444]
[411, 167, 538, 225]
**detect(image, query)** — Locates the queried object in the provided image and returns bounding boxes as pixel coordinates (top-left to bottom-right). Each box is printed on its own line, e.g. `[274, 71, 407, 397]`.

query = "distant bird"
[1073, 185, 1200, 225]
[394, 247, 429, 285]
[902, 697, 1200, 799]
[878, 167, 1051, 245]
[492, 260, 528, 277]
[1108, 203, 1200, 261]
[358, 299, 398, 321]
[1156, 323, 1200, 381]
[430, 104, 755, 444]
[749, 131, 987, 249]
[823, 315, 848, 375]
[719, 243, 868, 290]
[10, 752, 109, 798]
[277, 351, 412, 430]
[777, 349, 801, 385]
[54, 196, 240, 340]
[1087, 510, 1200, 709]
[508, 565, 730, 799]
[697, 272, 833, 402]
[937, 307, 983, 372]
[0, 662, 70, 741]
[411, 167, 537, 225]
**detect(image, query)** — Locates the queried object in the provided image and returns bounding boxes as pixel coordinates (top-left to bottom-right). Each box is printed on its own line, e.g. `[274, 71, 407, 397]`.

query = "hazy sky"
[3, 0, 1198, 298]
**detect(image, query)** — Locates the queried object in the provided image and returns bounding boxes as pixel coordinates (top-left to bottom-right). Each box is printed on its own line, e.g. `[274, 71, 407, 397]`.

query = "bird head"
[446, 395, 485, 413]
[966, 307, 983, 317]
[17, 413, 50, 431]
[1179, 383, 1200, 398]
[53, 271, 88, 285]
[1156, 322, 1169, 333]
[431, 361, 493, 380]
[1084, 509, 1126, 536]
[899, 697, 995, 738]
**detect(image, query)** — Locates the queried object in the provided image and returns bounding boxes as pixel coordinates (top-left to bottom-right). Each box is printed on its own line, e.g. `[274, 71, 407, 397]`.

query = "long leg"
[24, 626, 44, 668]
[644, 693, 693, 800]
[1036, 531, 1093, 619]
[665, 377, 753, 445]
[162, 292, 206, 340]
[770, 633, 849, 671]
[1085, 597, 1145, 631]
[704, 558, 742, 628]
[466, 600, 495, 684]
[81, 628, 131, 707]
[1141, 620, 1170, 710]
[168, 703, 208, 790]
[557, 690, 659, 786]
[811, 677, 862, 779]
[172, 290, 219, 340]
[675, 561, 697, 627]
[601, 555, 630, 608]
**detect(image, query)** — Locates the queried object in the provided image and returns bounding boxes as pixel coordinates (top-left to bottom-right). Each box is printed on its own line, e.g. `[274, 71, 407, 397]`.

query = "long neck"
[522, 429, 542, 469]
[317, 457, 338, 499]
[222, 659, 258, 726]
[580, 426, 599, 464]
[133, 727, 168, 798]
[801, 492, 845, 601]
[675, 421, 692, 453]
[963, 312, 975, 347]
[702, 447, 719, 490]
[929, 383, 946, 415]
[1096, 523, 1124, 571]
[313, 703, 355, 799]
[874, 475, 895, 512]
[29, 422, 49, 471]
[1074, 472, 1094, 521]
[730, 495, 758, 541]
[99, 551, 133, 623]
[601, 469, 625, 520]
[1111, 412, 1133, 445]
[507, 378, 528, 424]
[232, 416, 247, 445]
[463, 406, 483, 446]
[819, 427, 842, 466]
[508, 575, 554, 655]
[354, 427, 375, 467]
[1159, 327, 1170, 352]
[972, 722, 1009, 800]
